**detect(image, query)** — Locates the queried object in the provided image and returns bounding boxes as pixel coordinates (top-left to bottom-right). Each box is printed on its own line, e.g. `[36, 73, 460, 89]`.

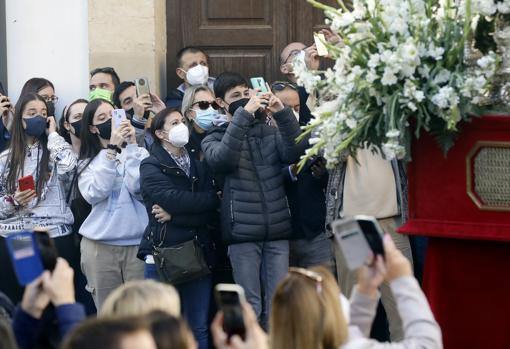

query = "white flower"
[366, 69, 378, 83]
[433, 69, 452, 85]
[498, 1, 510, 14]
[473, 0, 497, 16]
[415, 90, 425, 102]
[368, 54, 380, 69]
[431, 86, 459, 109]
[345, 118, 357, 129]
[386, 129, 400, 138]
[477, 55, 495, 69]
[381, 67, 398, 85]
[428, 44, 445, 60]
[407, 102, 418, 111]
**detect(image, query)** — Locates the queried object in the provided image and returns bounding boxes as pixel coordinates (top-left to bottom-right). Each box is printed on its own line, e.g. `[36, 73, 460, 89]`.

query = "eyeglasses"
[271, 81, 298, 92]
[289, 267, 323, 293]
[283, 49, 303, 64]
[90, 67, 116, 76]
[41, 95, 59, 104]
[192, 101, 220, 110]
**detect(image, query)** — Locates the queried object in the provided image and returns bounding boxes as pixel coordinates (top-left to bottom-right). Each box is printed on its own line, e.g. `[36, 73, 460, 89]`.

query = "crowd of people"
[0, 29, 440, 349]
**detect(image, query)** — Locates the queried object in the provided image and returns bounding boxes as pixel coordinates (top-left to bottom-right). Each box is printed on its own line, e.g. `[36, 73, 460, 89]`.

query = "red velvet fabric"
[424, 238, 510, 348]
[399, 116, 510, 348]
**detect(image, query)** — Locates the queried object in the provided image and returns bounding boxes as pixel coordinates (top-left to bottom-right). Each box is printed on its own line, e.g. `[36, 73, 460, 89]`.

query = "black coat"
[201, 107, 307, 245]
[283, 161, 328, 240]
[137, 141, 219, 263]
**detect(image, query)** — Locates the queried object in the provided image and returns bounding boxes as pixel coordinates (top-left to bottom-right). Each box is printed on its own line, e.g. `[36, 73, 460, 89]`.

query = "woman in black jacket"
[139, 107, 219, 349]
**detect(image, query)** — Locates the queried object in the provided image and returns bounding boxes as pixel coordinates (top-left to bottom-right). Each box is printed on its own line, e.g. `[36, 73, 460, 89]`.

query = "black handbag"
[152, 225, 211, 285]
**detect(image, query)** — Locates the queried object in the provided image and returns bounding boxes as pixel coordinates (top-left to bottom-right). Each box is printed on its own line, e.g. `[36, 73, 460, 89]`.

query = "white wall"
[6, 0, 89, 119]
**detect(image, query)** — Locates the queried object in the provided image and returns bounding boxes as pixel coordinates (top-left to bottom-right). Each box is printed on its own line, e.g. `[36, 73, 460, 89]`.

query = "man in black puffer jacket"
[202, 72, 307, 326]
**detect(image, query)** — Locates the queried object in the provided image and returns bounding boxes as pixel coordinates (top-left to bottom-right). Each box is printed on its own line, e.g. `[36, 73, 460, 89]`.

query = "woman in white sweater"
[77, 98, 149, 310]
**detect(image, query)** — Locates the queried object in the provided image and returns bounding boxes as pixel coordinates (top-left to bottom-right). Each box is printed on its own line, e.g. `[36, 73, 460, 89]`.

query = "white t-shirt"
[342, 147, 398, 219]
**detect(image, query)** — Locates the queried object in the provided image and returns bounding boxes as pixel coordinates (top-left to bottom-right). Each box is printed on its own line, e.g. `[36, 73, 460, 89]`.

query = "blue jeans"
[289, 233, 334, 271]
[144, 263, 212, 349]
[228, 240, 289, 328]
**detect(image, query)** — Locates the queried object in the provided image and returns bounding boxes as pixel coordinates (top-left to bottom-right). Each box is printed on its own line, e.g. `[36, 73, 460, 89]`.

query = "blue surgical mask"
[194, 107, 219, 131]
[24, 115, 47, 138]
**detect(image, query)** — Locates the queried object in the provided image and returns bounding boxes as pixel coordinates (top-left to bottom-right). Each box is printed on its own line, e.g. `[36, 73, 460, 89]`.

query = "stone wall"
[88, 0, 167, 97]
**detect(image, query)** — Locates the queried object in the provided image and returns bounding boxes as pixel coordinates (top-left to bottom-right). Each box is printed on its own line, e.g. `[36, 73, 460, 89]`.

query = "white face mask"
[293, 109, 300, 121]
[167, 123, 189, 147]
[185, 64, 209, 86]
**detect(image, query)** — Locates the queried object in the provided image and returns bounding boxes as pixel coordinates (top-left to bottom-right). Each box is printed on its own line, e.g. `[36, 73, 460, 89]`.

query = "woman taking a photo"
[78, 98, 149, 310]
[140, 107, 219, 349]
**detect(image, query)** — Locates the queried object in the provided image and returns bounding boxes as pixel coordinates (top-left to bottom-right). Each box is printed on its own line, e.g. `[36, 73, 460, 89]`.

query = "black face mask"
[47, 101, 55, 117]
[70, 120, 81, 136]
[94, 118, 112, 140]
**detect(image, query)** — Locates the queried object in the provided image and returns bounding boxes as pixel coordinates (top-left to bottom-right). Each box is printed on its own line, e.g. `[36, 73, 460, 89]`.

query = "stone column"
[88, 0, 167, 97]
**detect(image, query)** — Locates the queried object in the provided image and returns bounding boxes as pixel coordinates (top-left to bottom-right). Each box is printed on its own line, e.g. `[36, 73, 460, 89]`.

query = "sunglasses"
[289, 267, 323, 293]
[192, 101, 220, 110]
[271, 81, 298, 92]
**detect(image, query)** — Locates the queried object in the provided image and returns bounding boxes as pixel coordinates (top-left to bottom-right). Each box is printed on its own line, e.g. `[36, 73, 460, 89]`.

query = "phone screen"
[358, 219, 385, 257]
[6, 232, 44, 285]
[218, 291, 246, 341]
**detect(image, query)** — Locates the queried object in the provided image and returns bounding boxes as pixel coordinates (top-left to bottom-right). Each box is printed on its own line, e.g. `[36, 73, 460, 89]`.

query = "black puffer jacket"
[202, 107, 306, 245]
[137, 141, 219, 264]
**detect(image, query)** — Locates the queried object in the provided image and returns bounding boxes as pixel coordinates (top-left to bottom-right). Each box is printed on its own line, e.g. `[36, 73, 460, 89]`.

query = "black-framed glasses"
[271, 81, 298, 93]
[90, 67, 116, 77]
[289, 267, 323, 293]
[192, 101, 220, 110]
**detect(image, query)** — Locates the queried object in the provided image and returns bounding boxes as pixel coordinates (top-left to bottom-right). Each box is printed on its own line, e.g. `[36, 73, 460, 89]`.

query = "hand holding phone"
[332, 215, 385, 271]
[215, 284, 247, 342]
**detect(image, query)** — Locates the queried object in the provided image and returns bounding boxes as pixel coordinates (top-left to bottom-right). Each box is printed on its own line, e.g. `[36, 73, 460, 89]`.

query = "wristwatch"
[106, 144, 121, 153]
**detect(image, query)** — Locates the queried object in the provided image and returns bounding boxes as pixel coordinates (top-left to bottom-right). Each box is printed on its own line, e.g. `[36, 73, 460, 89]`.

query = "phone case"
[135, 77, 151, 97]
[250, 77, 269, 94]
[314, 33, 329, 56]
[6, 231, 44, 285]
[112, 109, 127, 129]
[18, 175, 35, 192]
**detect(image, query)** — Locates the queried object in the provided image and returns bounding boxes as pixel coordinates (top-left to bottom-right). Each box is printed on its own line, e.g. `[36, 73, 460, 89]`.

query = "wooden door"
[166, 0, 338, 92]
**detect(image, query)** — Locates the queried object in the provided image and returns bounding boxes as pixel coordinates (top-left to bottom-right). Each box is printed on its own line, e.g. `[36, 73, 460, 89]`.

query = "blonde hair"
[269, 266, 348, 349]
[181, 85, 214, 121]
[99, 280, 180, 318]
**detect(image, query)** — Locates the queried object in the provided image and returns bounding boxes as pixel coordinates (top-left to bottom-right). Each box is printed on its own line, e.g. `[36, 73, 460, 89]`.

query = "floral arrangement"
[294, 0, 506, 168]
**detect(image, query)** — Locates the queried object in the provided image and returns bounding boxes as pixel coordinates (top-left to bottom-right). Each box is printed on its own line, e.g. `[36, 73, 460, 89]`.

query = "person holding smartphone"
[202, 72, 307, 327]
[77, 98, 149, 310]
[0, 93, 76, 236]
[0, 93, 77, 303]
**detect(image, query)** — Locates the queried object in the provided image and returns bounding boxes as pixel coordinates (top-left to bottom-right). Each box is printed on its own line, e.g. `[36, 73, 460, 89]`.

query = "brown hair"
[269, 266, 348, 349]
[4, 93, 50, 200]
[60, 316, 151, 349]
[146, 311, 196, 349]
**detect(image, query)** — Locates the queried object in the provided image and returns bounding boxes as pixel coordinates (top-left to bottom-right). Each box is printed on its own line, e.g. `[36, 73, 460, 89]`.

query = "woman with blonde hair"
[100, 280, 180, 318]
[212, 235, 443, 349]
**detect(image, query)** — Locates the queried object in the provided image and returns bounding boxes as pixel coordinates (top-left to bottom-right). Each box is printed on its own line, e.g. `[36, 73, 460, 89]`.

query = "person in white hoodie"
[211, 234, 442, 349]
[77, 98, 149, 310]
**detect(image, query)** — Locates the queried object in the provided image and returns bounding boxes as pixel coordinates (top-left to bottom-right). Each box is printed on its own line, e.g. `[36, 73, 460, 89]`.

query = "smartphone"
[250, 77, 269, 94]
[6, 231, 44, 285]
[215, 284, 246, 342]
[33, 230, 58, 271]
[332, 215, 385, 271]
[112, 109, 127, 129]
[135, 77, 151, 97]
[18, 175, 35, 192]
[314, 32, 328, 57]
